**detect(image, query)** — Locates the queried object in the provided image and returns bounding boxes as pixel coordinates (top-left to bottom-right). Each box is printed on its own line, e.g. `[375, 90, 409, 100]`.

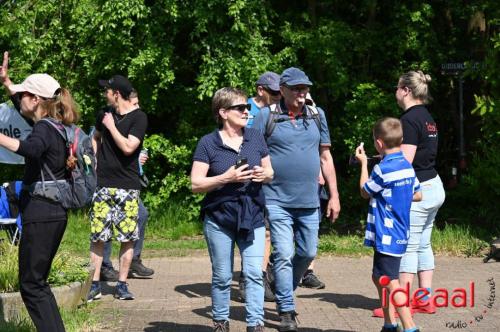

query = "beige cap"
[10, 73, 61, 99]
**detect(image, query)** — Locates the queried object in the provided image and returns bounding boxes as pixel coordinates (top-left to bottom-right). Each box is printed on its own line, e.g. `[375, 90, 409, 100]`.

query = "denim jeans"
[204, 217, 265, 327]
[267, 205, 319, 312]
[102, 199, 148, 269]
[399, 175, 445, 273]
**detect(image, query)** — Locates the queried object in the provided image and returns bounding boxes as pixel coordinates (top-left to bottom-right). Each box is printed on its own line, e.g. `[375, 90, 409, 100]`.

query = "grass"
[0, 242, 88, 293]
[432, 223, 490, 257]
[3, 202, 491, 259]
[317, 222, 490, 257]
[0, 303, 100, 332]
[58, 203, 206, 258]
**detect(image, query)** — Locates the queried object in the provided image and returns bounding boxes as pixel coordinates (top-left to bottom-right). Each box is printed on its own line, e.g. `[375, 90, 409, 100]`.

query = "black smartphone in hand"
[235, 157, 248, 168]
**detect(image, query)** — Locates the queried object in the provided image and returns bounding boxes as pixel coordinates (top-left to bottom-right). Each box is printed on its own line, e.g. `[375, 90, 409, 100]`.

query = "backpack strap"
[264, 103, 282, 140]
[40, 118, 78, 156]
[306, 104, 321, 132]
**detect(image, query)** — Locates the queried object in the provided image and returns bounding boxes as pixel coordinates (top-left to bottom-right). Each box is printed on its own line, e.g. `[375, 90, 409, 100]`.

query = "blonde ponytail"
[40, 88, 80, 125]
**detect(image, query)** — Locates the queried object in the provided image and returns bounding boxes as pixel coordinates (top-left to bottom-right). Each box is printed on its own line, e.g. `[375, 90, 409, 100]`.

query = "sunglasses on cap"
[226, 104, 251, 113]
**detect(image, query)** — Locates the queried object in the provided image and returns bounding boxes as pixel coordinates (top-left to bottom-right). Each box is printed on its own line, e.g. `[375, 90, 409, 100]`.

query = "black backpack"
[264, 103, 321, 140]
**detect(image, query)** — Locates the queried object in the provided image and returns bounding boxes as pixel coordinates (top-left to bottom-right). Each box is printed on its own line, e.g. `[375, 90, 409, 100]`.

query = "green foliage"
[0, 0, 498, 229]
[142, 134, 202, 221]
[0, 241, 88, 292]
[338, 83, 398, 155]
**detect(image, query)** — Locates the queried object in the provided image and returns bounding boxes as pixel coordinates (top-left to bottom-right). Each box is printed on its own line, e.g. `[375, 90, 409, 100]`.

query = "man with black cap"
[253, 67, 340, 331]
[96, 90, 155, 283]
[88, 75, 148, 301]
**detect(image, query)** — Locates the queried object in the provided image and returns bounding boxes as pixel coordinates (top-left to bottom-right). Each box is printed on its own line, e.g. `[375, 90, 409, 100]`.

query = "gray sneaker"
[278, 311, 298, 332]
[300, 271, 325, 289]
[100, 267, 119, 282]
[213, 320, 230, 332]
[129, 258, 154, 277]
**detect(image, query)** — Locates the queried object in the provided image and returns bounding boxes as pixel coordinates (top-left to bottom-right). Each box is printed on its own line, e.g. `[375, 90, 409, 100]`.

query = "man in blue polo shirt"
[253, 67, 341, 331]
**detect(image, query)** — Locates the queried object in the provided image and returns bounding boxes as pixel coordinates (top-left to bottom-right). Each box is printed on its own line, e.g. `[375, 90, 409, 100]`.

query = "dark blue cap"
[279, 67, 313, 86]
[255, 71, 280, 92]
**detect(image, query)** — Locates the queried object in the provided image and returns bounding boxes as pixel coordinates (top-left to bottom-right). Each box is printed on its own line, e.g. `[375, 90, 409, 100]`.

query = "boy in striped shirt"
[355, 117, 422, 332]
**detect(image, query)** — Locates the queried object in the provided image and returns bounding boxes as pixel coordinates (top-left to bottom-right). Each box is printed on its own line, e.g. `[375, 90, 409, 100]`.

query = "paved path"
[95, 255, 499, 331]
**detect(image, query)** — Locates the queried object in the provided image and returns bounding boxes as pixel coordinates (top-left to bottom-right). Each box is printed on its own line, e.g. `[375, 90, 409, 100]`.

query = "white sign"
[0, 102, 32, 164]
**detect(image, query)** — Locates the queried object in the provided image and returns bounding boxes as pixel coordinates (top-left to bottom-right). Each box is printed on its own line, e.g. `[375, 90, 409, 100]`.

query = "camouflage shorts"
[90, 187, 140, 242]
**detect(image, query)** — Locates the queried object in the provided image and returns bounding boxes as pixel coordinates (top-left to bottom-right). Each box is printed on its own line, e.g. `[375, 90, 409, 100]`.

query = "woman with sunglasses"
[0, 51, 79, 332]
[191, 87, 273, 332]
[374, 71, 445, 320]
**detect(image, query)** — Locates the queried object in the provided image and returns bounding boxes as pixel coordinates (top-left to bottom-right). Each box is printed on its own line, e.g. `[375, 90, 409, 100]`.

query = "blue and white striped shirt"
[363, 151, 420, 256]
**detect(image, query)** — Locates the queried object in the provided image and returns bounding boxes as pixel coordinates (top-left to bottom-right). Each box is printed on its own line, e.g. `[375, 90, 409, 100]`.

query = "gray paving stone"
[94, 255, 500, 331]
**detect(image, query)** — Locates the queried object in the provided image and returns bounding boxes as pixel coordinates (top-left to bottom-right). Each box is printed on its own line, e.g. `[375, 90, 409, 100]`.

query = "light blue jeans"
[399, 175, 446, 273]
[204, 217, 265, 327]
[267, 205, 319, 313]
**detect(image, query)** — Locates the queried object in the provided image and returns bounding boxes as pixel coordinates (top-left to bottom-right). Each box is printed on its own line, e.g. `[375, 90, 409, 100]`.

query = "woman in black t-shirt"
[395, 71, 445, 314]
[0, 52, 79, 332]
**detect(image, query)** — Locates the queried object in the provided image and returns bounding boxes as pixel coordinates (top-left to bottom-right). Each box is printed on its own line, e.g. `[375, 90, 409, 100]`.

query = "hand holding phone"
[235, 157, 248, 168]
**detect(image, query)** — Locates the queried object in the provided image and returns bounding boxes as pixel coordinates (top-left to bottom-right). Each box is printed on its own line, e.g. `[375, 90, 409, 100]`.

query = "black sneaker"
[247, 325, 265, 332]
[238, 273, 246, 302]
[213, 320, 230, 332]
[263, 271, 275, 302]
[300, 270, 325, 289]
[128, 258, 154, 277]
[100, 267, 119, 282]
[87, 282, 102, 302]
[114, 282, 134, 300]
[278, 311, 298, 332]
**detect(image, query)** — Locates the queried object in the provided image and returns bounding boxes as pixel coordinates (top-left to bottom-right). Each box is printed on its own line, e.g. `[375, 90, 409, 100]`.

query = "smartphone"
[235, 157, 248, 168]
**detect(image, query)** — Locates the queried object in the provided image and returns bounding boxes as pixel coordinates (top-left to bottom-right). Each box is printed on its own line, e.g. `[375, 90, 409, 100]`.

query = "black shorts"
[372, 251, 401, 280]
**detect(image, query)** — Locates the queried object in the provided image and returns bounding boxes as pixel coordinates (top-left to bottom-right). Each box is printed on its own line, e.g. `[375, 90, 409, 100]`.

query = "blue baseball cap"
[280, 67, 313, 86]
[255, 71, 280, 92]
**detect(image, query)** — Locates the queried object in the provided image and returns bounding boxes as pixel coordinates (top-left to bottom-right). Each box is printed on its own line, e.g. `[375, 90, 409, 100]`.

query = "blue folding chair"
[0, 181, 22, 245]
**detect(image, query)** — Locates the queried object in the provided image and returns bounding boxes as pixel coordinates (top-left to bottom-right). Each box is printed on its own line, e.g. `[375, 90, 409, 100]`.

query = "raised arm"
[0, 51, 14, 95]
[101, 112, 141, 156]
[355, 143, 370, 199]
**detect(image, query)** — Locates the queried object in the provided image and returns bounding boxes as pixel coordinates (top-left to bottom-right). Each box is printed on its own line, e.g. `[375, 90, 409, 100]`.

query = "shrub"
[0, 242, 88, 293]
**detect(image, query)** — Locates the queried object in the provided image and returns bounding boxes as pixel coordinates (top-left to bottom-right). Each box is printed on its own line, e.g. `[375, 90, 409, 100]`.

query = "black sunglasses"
[226, 103, 251, 112]
[263, 87, 281, 96]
